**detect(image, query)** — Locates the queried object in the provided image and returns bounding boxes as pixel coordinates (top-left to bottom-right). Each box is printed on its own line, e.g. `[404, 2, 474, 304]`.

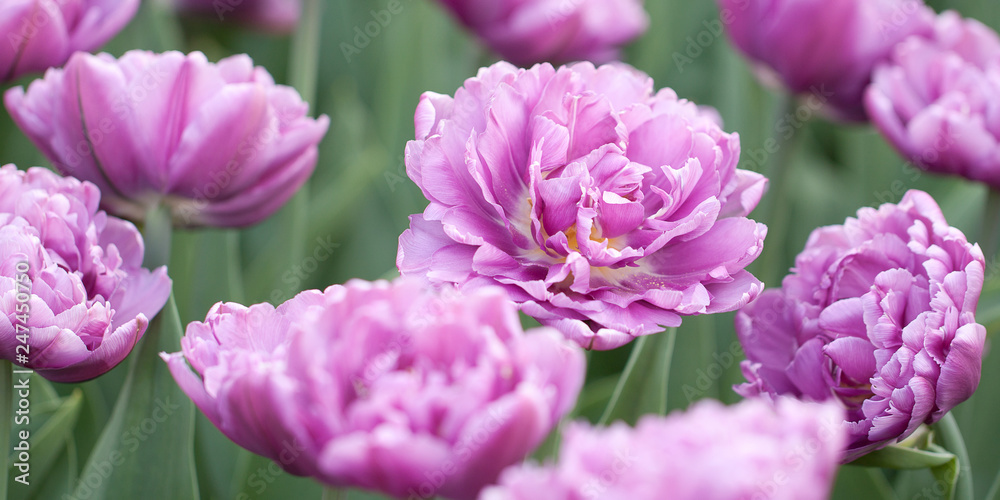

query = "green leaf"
[71, 294, 198, 500]
[230, 451, 321, 500]
[930, 449, 960, 500]
[832, 465, 896, 500]
[850, 444, 956, 470]
[597, 328, 679, 426]
[9, 388, 83, 500]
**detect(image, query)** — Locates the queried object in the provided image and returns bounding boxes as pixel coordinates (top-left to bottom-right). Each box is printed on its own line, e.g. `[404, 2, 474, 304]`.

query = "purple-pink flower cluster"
[5, 50, 330, 228]
[481, 398, 846, 500]
[0, 0, 138, 82]
[719, 0, 934, 121]
[398, 61, 767, 350]
[434, 0, 648, 66]
[867, 11, 1000, 187]
[736, 190, 985, 461]
[1, 165, 171, 382]
[162, 279, 584, 500]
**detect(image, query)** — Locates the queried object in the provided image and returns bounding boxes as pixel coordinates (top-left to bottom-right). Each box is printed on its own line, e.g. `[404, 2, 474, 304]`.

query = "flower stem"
[598, 335, 648, 426]
[986, 464, 1000, 500]
[142, 204, 173, 270]
[321, 487, 345, 500]
[0, 361, 10, 500]
[289, 0, 322, 108]
[981, 187, 1000, 262]
[225, 231, 246, 304]
[866, 468, 896, 500]
[146, 0, 185, 51]
[757, 95, 803, 287]
[936, 412, 974, 500]
[285, 0, 323, 267]
[657, 327, 677, 415]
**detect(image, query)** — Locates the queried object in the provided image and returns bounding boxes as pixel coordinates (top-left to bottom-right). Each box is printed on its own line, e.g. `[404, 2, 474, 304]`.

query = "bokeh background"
[3, 0, 999, 498]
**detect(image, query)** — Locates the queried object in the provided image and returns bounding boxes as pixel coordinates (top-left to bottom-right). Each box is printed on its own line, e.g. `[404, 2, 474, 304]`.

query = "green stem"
[321, 487, 345, 500]
[289, 0, 322, 107]
[545, 349, 593, 460]
[936, 412, 974, 500]
[225, 231, 246, 304]
[986, 464, 1000, 500]
[598, 335, 648, 426]
[657, 328, 677, 415]
[146, 0, 185, 51]
[142, 204, 173, 271]
[0, 361, 10, 500]
[757, 95, 804, 287]
[981, 188, 1000, 262]
[285, 0, 323, 267]
[548, 416, 567, 461]
[866, 468, 898, 500]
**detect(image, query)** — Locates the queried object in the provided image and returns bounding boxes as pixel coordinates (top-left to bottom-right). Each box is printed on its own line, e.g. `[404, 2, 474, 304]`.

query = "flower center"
[563, 225, 609, 252]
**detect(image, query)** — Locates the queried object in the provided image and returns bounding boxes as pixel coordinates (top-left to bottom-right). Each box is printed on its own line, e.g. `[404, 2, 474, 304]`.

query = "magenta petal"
[442, 392, 549, 500]
[934, 323, 985, 417]
[719, 169, 767, 218]
[818, 297, 866, 338]
[161, 351, 220, 424]
[787, 339, 833, 401]
[825, 337, 876, 386]
[39, 315, 145, 383]
[398, 215, 452, 275]
[736, 290, 798, 369]
[597, 192, 644, 239]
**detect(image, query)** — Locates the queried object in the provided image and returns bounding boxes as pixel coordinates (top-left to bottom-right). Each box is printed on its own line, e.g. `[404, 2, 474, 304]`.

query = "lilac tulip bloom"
[398, 61, 767, 350]
[719, 0, 934, 121]
[162, 279, 584, 500]
[736, 190, 985, 461]
[0, 0, 138, 81]
[1, 165, 171, 382]
[5, 50, 330, 228]
[866, 11, 1000, 187]
[481, 398, 845, 500]
[434, 0, 648, 66]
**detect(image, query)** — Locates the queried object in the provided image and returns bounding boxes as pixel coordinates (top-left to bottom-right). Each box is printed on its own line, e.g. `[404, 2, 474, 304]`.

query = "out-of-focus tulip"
[162, 279, 584, 500]
[719, 0, 935, 121]
[1, 165, 171, 382]
[480, 398, 845, 500]
[0, 0, 138, 82]
[866, 11, 1000, 187]
[171, 0, 300, 34]
[398, 61, 767, 350]
[5, 50, 330, 228]
[434, 0, 648, 66]
[736, 190, 985, 461]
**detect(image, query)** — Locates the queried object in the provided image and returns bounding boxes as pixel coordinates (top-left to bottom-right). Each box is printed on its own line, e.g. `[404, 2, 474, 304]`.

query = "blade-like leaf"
[930, 450, 959, 500]
[9, 388, 82, 500]
[71, 294, 198, 500]
[850, 445, 957, 470]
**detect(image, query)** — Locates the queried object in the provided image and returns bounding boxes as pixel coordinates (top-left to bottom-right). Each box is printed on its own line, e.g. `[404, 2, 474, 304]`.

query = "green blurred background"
[4, 0, 1000, 498]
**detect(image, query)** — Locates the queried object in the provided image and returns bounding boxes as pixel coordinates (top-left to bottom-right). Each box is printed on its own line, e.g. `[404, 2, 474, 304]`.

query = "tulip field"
[2, 0, 1000, 499]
